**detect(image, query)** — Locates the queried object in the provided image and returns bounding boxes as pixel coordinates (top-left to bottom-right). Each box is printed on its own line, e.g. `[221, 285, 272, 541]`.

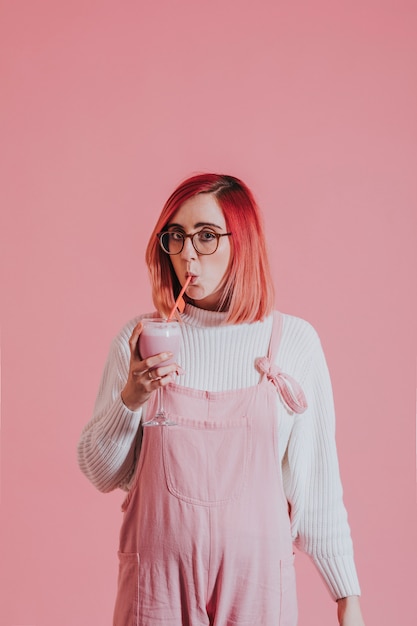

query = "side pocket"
[113, 552, 139, 626]
[279, 554, 298, 626]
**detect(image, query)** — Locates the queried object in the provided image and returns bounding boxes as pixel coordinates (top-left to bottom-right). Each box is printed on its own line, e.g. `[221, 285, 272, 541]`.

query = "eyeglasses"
[157, 229, 232, 256]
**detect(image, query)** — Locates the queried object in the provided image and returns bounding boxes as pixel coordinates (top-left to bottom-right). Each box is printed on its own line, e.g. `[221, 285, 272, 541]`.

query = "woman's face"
[167, 193, 232, 311]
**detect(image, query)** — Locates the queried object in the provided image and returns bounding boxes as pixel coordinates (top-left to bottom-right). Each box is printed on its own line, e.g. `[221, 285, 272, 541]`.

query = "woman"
[78, 174, 365, 625]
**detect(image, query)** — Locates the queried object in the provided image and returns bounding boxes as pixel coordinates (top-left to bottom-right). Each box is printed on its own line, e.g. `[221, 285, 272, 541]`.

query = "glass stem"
[156, 386, 165, 417]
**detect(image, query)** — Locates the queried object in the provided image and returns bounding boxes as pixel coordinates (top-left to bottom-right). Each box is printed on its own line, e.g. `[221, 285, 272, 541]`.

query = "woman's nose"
[180, 236, 197, 260]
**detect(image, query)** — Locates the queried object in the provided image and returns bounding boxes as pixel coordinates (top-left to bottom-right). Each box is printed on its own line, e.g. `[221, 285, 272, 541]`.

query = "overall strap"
[255, 312, 308, 415]
[267, 311, 284, 363]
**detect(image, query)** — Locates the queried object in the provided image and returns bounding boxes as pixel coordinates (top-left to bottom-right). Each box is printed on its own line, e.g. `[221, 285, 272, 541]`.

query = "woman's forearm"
[337, 596, 365, 626]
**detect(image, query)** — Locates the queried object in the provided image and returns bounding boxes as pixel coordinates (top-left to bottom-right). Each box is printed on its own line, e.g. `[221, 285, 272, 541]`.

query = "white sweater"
[78, 304, 361, 600]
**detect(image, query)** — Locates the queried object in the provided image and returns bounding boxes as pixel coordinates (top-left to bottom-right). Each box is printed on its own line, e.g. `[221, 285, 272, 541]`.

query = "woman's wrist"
[121, 387, 143, 412]
[336, 596, 365, 626]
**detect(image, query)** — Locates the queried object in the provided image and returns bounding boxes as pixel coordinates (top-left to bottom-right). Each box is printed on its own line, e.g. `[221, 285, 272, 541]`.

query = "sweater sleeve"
[77, 319, 144, 493]
[281, 328, 361, 600]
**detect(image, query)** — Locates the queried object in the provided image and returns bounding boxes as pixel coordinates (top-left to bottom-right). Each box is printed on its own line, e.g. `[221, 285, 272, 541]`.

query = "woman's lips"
[186, 273, 198, 285]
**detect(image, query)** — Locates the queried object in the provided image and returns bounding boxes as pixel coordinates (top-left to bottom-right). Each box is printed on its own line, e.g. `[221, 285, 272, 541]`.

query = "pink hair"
[145, 174, 275, 324]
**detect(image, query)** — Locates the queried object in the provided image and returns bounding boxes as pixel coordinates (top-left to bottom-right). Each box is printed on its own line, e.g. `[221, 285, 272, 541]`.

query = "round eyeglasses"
[157, 229, 232, 256]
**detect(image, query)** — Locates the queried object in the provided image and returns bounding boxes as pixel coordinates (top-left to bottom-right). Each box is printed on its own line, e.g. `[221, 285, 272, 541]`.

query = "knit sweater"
[78, 304, 361, 600]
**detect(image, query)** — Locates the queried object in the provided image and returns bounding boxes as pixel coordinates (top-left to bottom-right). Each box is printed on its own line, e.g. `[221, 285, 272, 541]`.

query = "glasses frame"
[157, 229, 232, 256]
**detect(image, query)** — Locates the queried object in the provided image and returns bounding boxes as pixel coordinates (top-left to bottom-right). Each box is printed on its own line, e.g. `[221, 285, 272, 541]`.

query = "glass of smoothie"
[139, 318, 181, 426]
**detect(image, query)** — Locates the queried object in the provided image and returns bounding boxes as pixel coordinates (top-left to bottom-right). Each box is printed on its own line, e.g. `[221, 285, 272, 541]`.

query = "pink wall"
[1, 1, 416, 624]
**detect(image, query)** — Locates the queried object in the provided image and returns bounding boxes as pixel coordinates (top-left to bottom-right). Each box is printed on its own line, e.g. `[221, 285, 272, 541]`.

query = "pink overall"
[113, 312, 307, 626]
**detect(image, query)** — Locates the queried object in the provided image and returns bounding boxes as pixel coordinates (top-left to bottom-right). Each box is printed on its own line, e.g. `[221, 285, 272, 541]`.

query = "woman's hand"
[121, 321, 180, 411]
[337, 596, 365, 626]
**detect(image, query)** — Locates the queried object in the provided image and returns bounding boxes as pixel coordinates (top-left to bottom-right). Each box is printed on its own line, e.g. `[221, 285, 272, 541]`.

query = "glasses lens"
[160, 232, 184, 254]
[193, 230, 218, 255]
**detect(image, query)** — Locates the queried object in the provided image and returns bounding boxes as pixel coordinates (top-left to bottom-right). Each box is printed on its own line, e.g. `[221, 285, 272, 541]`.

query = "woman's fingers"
[141, 352, 173, 371]
[128, 321, 143, 359]
[133, 361, 178, 384]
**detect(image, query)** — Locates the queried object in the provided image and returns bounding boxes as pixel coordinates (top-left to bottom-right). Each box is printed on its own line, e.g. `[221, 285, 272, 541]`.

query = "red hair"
[145, 174, 275, 324]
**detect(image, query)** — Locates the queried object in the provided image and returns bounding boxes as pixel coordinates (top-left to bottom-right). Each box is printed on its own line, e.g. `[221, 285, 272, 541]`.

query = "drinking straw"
[167, 275, 192, 321]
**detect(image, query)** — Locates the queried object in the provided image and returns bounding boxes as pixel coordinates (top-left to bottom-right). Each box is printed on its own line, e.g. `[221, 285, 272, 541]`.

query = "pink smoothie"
[140, 321, 181, 366]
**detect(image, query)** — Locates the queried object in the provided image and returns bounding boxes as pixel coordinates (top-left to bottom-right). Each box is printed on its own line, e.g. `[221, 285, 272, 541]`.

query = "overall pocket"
[279, 554, 298, 626]
[113, 552, 139, 626]
[162, 416, 251, 506]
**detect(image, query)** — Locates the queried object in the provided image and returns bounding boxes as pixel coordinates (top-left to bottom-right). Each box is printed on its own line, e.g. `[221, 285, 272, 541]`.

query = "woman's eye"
[170, 232, 184, 241]
[198, 230, 216, 241]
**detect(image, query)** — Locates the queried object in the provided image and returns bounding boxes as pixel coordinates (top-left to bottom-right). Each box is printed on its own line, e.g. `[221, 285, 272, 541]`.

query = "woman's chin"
[184, 281, 225, 310]
[192, 294, 224, 311]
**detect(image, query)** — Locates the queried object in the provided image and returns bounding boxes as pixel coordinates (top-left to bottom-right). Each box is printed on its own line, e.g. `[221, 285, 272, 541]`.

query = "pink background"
[1, 1, 416, 624]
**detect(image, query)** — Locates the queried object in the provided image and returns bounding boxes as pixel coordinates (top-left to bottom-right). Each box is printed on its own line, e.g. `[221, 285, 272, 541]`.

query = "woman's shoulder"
[278, 310, 320, 341]
[277, 310, 322, 359]
[274, 312, 324, 384]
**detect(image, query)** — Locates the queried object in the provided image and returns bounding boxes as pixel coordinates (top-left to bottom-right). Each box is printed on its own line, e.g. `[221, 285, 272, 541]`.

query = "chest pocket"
[162, 416, 251, 507]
